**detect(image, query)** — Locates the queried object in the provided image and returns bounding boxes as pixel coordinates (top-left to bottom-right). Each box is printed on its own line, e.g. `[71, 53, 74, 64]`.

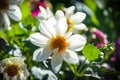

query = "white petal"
[68, 34, 86, 51]
[39, 20, 56, 38]
[31, 66, 43, 79]
[1, 12, 10, 28]
[29, 33, 49, 47]
[24, 70, 29, 78]
[3, 73, 8, 80]
[33, 47, 51, 62]
[8, 0, 23, 5]
[63, 49, 79, 64]
[65, 6, 75, 18]
[42, 20, 56, 36]
[51, 54, 63, 73]
[71, 12, 86, 24]
[19, 73, 26, 80]
[64, 32, 72, 39]
[46, 7, 53, 18]
[31, 66, 58, 80]
[38, 6, 47, 20]
[74, 23, 87, 30]
[12, 76, 17, 80]
[7, 5, 22, 21]
[21, 64, 29, 77]
[56, 17, 67, 35]
[47, 17, 57, 26]
[55, 10, 64, 20]
[39, 22, 51, 38]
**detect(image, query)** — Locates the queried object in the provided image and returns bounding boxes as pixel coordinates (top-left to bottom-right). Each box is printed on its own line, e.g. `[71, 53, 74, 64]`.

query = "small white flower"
[0, 57, 29, 80]
[0, 0, 23, 28]
[64, 6, 87, 33]
[30, 14, 86, 73]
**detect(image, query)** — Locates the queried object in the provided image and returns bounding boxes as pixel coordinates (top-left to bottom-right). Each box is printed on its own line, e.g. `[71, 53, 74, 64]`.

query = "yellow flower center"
[50, 35, 68, 53]
[6, 65, 19, 77]
[67, 18, 74, 32]
[0, 0, 9, 11]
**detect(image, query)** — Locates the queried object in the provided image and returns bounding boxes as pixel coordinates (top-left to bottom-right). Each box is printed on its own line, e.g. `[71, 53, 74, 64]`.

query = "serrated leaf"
[82, 44, 100, 61]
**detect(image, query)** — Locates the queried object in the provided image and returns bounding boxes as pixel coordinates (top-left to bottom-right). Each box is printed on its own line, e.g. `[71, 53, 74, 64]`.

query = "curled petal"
[63, 49, 79, 64]
[33, 47, 51, 62]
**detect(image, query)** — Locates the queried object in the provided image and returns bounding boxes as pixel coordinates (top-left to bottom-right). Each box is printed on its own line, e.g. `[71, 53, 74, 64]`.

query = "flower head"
[92, 28, 108, 48]
[0, 0, 23, 28]
[29, 12, 86, 73]
[0, 57, 29, 80]
[63, 6, 87, 33]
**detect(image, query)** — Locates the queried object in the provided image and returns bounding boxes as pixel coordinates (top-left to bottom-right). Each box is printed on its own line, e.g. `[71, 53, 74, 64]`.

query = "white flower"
[29, 14, 86, 73]
[0, 0, 23, 28]
[64, 6, 87, 33]
[0, 57, 29, 80]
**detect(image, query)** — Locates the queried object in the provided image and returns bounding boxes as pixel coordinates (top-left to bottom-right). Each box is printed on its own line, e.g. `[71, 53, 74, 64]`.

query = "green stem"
[73, 59, 87, 80]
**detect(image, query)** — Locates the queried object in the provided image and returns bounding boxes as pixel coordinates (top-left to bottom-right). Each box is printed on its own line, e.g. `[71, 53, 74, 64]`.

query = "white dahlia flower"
[64, 6, 87, 33]
[30, 10, 86, 73]
[0, 57, 29, 80]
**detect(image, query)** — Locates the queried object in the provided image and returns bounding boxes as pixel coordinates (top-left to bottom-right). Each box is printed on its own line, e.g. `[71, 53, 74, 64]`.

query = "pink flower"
[30, 0, 46, 17]
[111, 56, 116, 62]
[92, 28, 108, 48]
[115, 37, 120, 58]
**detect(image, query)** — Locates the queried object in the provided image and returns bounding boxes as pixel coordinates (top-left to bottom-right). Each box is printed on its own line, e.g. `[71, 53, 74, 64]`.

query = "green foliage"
[100, 67, 120, 77]
[82, 44, 100, 61]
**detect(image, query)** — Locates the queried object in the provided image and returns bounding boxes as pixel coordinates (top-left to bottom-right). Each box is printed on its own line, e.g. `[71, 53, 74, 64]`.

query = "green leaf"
[20, 0, 30, 19]
[91, 14, 100, 26]
[7, 23, 27, 37]
[84, 0, 97, 11]
[82, 44, 100, 61]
